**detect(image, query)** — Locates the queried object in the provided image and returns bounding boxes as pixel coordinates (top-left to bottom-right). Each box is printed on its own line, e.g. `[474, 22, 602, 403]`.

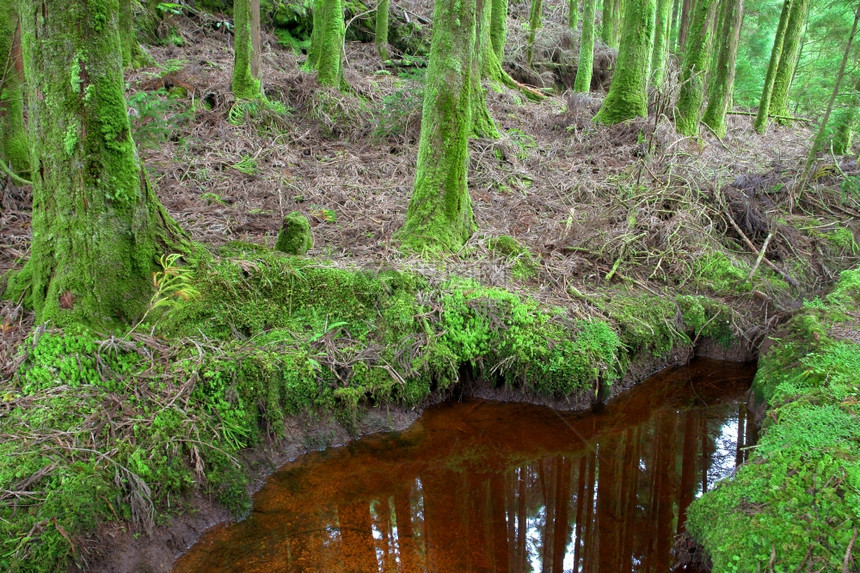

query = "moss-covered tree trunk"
[526, 0, 543, 66]
[396, 0, 476, 252]
[701, 0, 743, 137]
[601, 0, 621, 48]
[676, 0, 692, 53]
[573, 0, 597, 92]
[673, 0, 717, 136]
[769, 0, 809, 122]
[669, 0, 681, 51]
[119, 0, 152, 68]
[650, 0, 672, 85]
[569, 0, 579, 29]
[593, 0, 656, 124]
[490, 0, 507, 61]
[375, 0, 390, 60]
[832, 104, 857, 155]
[472, 0, 500, 138]
[0, 2, 29, 179]
[309, 0, 345, 87]
[9, 0, 188, 326]
[232, 0, 262, 99]
[753, 0, 793, 134]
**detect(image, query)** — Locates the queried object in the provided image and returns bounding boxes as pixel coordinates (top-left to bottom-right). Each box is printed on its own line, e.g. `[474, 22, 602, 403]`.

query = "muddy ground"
[1, 1, 859, 571]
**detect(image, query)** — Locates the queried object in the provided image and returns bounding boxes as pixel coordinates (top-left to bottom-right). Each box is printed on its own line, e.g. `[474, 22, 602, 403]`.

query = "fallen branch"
[727, 110, 812, 123]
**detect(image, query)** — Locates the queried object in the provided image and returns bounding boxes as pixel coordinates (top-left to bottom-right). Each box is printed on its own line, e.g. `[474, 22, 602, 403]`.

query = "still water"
[174, 359, 756, 573]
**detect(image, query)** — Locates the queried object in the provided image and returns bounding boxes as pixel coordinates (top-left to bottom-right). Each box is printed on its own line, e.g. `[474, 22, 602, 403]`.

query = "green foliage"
[693, 251, 753, 294]
[127, 87, 192, 149]
[372, 74, 425, 140]
[487, 235, 540, 280]
[687, 266, 860, 572]
[601, 293, 684, 357]
[676, 294, 736, 346]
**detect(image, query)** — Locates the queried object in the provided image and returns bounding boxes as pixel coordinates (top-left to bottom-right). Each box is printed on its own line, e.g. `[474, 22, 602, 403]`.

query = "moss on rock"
[275, 212, 314, 255]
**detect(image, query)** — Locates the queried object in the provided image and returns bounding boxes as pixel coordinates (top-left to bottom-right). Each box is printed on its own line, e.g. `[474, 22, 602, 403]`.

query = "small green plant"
[231, 155, 259, 176]
[200, 192, 226, 205]
[127, 254, 200, 336]
[127, 88, 192, 148]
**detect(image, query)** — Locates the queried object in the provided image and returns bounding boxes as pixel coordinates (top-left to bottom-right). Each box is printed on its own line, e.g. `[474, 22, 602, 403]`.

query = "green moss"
[0, 2, 29, 177]
[769, 0, 811, 122]
[232, 0, 262, 99]
[573, 0, 596, 92]
[693, 251, 752, 294]
[687, 267, 860, 572]
[487, 235, 540, 279]
[601, 293, 685, 357]
[275, 212, 314, 254]
[310, 0, 346, 87]
[676, 294, 735, 347]
[825, 227, 858, 255]
[375, 0, 390, 59]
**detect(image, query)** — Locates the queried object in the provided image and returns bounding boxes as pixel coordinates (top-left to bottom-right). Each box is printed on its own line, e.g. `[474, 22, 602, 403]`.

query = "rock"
[275, 212, 313, 255]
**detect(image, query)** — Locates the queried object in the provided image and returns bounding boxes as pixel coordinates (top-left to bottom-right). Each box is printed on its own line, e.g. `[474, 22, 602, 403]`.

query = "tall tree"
[602, 0, 622, 47]
[594, 0, 656, 124]
[650, 0, 673, 85]
[490, 0, 507, 61]
[702, 0, 744, 137]
[769, 0, 810, 121]
[676, 0, 693, 52]
[569, 0, 580, 28]
[396, 0, 477, 252]
[308, 0, 345, 87]
[232, 0, 262, 99]
[802, 1, 860, 183]
[674, 0, 718, 136]
[472, 0, 501, 138]
[119, 0, 152, 68]
[376, 0, 390, 59]
[754, 0, 794, 133]
[0, 1, 28, 180]
[574, 0, 598, 92]
[526, 0, 543, 66]
[7, 0, 188, 326]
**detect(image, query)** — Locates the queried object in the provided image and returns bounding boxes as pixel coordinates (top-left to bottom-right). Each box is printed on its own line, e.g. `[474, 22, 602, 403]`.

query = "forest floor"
[1, 2, 859, 572]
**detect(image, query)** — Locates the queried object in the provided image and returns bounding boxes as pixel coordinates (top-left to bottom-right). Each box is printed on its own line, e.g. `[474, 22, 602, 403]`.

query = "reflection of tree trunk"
[677, 410, 698, 535]
[467, 474, 493, 572]
[652, 414, 676, 571]
[582, 448, 597, 573]
[596, 436, 621, 571]
[489, 474, 511, 572]
[619, 427, 640, 570]
[552, 456, 572, 572]
[505, 470, 518, 568]
[572, 455, 587, 572]
[745, 408, 758, 463]
[701, 415, 710, 494]
[517, 467, 528, 571]
[735, 403, 746, 467]
[394, 490, 420, 573]
[376, 497, 396, 572]
[338, 500, 378, 572]
[540, 459, 555, 573]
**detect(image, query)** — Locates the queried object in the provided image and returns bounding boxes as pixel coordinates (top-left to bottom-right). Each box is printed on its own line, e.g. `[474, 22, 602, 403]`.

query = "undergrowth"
[687, 267, 860, 573]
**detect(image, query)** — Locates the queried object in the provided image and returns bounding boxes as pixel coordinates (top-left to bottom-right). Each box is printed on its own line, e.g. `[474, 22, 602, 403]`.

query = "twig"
[0, 158, 32, 186]
[844, 528, 858, 573]
[727, 110, 812, 123]
[747, 232, 774, 281]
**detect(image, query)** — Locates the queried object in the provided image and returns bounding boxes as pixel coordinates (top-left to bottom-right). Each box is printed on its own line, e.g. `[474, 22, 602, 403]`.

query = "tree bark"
[526, 0, 543, 66]
[753, 0, 793, 133]
[674, 0, 718, 136]
[770, 0, 810, 122]
[232, 0, 262, 98]
[310, 0, 345, 87]
[650, 0, 672, 85]
[594, 0, 656, 124]
[472, 0, 500, 138]
[0, 1, 28, 178]
[702, 0, 744, 137]
[375, 0, 390, 60]
[396, 0, 477, 252]
[10, 0, 188, 326]
[676, 0, 692, 52]
[569, 0, 579, 29]
[490, 0, 507, 61]
[574, 0, 597, 92]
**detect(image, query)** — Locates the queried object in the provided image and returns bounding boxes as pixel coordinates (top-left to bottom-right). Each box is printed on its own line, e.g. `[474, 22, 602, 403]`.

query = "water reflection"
[174, 359, 756, 573]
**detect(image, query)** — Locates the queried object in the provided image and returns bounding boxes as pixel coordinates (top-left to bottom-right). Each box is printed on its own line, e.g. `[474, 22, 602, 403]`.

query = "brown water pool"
[173, 358, 757, 573]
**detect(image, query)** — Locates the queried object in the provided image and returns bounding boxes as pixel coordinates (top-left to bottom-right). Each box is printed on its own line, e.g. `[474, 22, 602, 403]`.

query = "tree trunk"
[753, 0, 793, 134]
[702, 0, 744, 137]
[769, 0, 810, 122]
[526, 0, 543, 66]
[594, 0, 656, 124]
[472, 0, 500, 138]
[232, 0, 262, 98]
[0, 1, 28, 179]
[375, 0, 390, 60]
[650, 0, 672, 85]
[490, 0, 507, 61]
[676, 0, 692, 52]
[9, 0, 188, 327]
[574, 0, 597, 92]
[832, 104, 858, 156]
[673, 0, 717, 136]
[396, 0, 477, 252]
[569, 0, 579, 28]
[310, 0, 345, 87]
[601, 0, 621, 48]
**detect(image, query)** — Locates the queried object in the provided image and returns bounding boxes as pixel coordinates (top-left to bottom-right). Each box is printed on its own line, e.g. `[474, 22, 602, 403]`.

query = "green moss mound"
[687, 268, 860, 573]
